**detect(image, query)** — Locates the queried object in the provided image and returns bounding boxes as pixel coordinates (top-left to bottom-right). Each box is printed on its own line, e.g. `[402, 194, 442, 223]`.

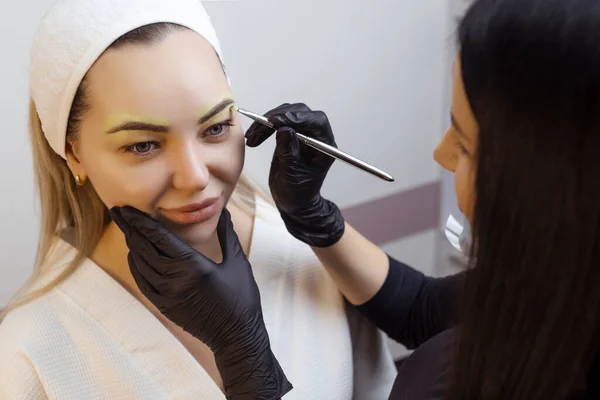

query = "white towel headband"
[29, 0, 225, 159]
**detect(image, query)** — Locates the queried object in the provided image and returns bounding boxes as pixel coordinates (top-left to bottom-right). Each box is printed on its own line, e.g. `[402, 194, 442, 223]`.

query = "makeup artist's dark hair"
[450, 0, 600, 398]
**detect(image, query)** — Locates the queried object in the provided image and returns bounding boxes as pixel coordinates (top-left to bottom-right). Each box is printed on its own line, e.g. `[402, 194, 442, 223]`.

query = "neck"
[189, 231, 223, 263]
[90, 202, 253, 306]
[92, 221, 224, 295]
[93, 204, 253, 291]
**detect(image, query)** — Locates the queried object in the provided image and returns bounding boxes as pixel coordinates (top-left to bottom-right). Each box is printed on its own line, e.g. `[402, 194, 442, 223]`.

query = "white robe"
[0, 198, 396, 399]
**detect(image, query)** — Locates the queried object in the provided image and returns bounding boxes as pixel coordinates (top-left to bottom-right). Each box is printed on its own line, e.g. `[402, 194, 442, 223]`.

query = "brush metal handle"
[237, 107, 394, 182]
[294, 132, 394, 182]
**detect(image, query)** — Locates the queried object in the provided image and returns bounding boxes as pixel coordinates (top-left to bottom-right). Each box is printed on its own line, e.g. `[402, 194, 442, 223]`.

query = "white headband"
[29, 0, 224, 159]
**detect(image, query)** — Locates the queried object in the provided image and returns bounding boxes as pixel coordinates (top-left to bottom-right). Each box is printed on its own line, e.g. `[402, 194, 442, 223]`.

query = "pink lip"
[160, 196, 222, 225]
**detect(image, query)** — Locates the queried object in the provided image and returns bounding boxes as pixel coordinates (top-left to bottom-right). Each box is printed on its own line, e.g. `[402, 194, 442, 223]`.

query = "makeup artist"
[112, 0, 600, 398]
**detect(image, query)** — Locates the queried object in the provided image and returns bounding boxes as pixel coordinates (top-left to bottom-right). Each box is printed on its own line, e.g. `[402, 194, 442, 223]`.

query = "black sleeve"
[388, 328, 455, 400]
[355, 255, 465, 349]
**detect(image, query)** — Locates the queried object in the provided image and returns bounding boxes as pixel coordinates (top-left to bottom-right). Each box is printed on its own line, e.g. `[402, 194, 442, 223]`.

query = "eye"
[209, 124, 226, 136]
[123, 141, 160, 157]
[453, 132, 469, 156]
[203, 121, 234, 139]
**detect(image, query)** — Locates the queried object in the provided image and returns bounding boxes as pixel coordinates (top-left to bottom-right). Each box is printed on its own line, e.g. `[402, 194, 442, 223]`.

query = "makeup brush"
[233, 105, 394, 182]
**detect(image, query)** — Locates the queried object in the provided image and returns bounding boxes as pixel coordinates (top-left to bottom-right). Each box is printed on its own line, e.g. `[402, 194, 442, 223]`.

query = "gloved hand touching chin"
[109, 206, 292, 400]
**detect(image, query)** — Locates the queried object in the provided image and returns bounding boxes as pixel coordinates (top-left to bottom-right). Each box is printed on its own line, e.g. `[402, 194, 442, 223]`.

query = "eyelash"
[123, 120, 234, 158]
[452, 132, 468, 155]
[202, 120, 234, 139]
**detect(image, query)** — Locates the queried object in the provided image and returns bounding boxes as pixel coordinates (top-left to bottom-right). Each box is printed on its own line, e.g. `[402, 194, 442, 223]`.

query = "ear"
[65, 140, 87, 184]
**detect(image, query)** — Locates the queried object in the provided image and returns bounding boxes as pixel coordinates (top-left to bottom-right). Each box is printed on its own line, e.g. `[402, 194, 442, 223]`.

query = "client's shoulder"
[0, 297, 61, 394]
[252, 198, 321, 259]
[0, 289, 68, 358]
[0, 239, 83, 357]
[248, 198, 336, 289]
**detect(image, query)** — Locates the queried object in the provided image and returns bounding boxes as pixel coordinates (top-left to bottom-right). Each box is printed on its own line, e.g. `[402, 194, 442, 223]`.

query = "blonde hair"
[0, 103, 269, 319]
[1, 23, 272, 319]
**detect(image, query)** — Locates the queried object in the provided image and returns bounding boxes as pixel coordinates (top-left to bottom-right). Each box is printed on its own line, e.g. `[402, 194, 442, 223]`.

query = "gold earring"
[75, 174, 83, 186]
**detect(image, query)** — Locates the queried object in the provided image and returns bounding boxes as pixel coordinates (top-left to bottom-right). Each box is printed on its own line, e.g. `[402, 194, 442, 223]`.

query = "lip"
[160, 196, 222, 225]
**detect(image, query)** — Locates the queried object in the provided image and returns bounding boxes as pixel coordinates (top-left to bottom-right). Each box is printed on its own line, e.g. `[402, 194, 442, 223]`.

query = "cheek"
[208, 127, 245, 189]
[454, 156, 474, 218]
[78, 127, 246, 214]
[80, 149, 168, 213]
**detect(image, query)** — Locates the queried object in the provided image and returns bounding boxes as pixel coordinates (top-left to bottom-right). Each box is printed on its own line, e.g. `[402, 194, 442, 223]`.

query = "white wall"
[0, 3, 50, 306]
[0, 1, 453, 357]
[211, 1, 450, 205]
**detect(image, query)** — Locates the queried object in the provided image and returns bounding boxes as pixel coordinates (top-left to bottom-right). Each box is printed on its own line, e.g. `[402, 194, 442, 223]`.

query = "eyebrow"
[198, 98, 235, 125]
[106, 120, 168, 134]
[105, 98, 235, 134]
[450, 112, 470, 142]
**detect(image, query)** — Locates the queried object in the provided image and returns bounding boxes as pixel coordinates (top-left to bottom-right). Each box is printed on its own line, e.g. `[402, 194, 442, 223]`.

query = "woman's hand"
[246, 103, 390, 307]
[245, 103, 345, 247]
[109, 206, 292, 400]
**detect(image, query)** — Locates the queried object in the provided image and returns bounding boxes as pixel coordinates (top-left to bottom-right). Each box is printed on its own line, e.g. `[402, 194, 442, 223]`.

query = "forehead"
[84, 29, 230, 120]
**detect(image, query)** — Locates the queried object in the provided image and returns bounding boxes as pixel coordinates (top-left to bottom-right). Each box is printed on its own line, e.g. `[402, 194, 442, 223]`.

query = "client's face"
[69, 30, 245, 247]
[433, 56, 477, 224]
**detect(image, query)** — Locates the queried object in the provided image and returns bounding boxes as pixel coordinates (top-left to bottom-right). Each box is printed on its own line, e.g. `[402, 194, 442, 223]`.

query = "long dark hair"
[450, 0, 600, 398]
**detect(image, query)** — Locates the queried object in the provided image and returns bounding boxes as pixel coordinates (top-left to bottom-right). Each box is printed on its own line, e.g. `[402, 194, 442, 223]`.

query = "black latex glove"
[245, 103, 345, 247]
[109, 206, 292, 400]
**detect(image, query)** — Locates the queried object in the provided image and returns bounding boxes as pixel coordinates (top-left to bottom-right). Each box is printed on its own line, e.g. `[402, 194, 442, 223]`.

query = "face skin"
[433, 56, 478, 224]
[66, 30, 245, 253]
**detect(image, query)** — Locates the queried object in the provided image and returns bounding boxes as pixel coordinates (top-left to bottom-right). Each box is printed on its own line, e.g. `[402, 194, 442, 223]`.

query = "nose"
[433, 130, 457, 173]
[171, 142, 209, 192]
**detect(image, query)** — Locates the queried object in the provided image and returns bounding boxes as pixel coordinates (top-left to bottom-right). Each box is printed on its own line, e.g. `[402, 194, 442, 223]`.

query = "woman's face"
[434, 56, 478, 224]
[67, 30, 245, 247]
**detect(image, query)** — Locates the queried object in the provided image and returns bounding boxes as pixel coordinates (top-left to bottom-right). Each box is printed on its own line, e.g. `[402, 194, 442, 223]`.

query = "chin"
[164, 214, 221, 247]
[156, 194, 226, 246]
